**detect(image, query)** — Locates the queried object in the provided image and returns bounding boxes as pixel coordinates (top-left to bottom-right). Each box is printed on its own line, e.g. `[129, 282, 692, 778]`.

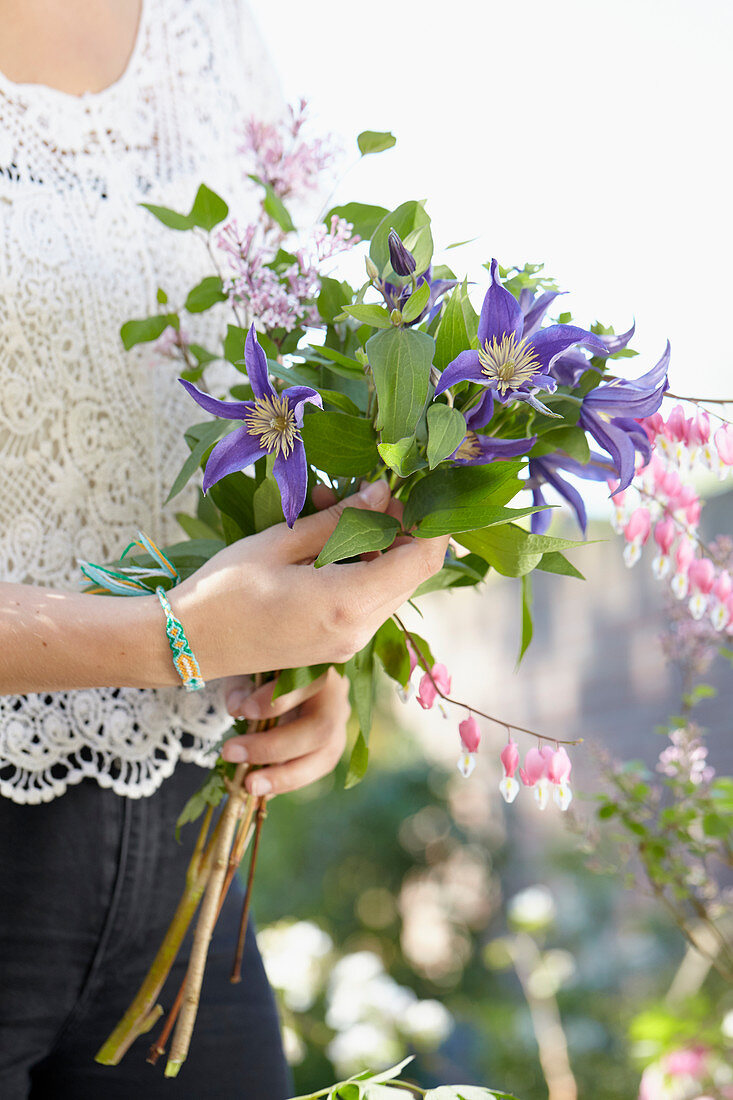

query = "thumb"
[280, 480, 391, 562]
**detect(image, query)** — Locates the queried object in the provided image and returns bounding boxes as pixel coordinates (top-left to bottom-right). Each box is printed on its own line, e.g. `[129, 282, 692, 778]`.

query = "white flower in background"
[326, 1022, 403, 1078]
[257, 920, 333, 1012]
[326, 951, 416, 1031]
[507, 885, 556, 932]
[402, 999, 452, 1047]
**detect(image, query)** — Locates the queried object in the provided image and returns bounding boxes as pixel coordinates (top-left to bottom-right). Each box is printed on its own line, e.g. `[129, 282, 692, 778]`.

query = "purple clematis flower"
[434, 260, 607, 414]
[382, 266, 457, 327]
[579, 341, 669, 491]
[449, 390, 537, 465]
[179, 325, 322, 527]
[528, 452, 611, 535]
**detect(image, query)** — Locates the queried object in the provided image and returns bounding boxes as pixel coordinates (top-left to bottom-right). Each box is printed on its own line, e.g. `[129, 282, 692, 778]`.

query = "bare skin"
[0, 2, 450, 795]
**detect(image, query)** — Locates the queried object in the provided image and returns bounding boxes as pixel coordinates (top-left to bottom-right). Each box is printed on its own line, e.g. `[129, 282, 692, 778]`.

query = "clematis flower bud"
[499, 739, 520, 803]
[365, 256, 380, 282]
[387, 228, 417, 277]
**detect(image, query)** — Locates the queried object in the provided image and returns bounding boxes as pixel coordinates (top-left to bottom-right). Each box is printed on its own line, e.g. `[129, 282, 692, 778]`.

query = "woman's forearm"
[0, 582, 177, 694]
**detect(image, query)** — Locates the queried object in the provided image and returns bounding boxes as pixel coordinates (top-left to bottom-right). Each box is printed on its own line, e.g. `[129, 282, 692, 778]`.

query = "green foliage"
[272, 664, 332, 701]
[208, 470, 257, 538]
[377, 436, 426, 477]
[121, 312, 179, 350]
[253, 466, 284, 531]
[403, 462, 523, 532]
[174, 764, 229, 841]
[426, 404, 467, 468]
[142, 183, 229, 232]
[166, 420, 234, 503]
[184, 276, 227, 314]
[318, 278, 353, 323]
[535, 551, 585, 580]
[367, 327, 434, 444]
[325, 203, 389, 240]
[357, 130, 397, 156]
[248, 173, 295, 232]
[530, 425, 590, 464]
[315, 508, 401, 567]
[517, 574, 533, 666]
[434, 280, 475, 370]
[457, 524, 585, 577]
[343, 303, 393, 329]
[401, 279, 430, 324]
[301, 412, 379, 477]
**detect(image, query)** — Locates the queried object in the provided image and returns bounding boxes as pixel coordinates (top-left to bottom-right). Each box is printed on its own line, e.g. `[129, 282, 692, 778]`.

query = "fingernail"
[224, 743, 248, 763]
[227, 690, 250, 716]
[359, 479, 388, 505]
[250, 774, 272, 797]
[237, 699, 261, 719]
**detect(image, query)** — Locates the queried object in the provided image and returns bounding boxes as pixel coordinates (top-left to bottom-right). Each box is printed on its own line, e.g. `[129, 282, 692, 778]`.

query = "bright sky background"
[250, 0, 732, 405]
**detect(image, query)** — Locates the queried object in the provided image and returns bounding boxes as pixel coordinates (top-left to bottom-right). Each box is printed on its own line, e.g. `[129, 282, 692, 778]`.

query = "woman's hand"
[218, 668, 350, 797]
[164, 480, 450, 684]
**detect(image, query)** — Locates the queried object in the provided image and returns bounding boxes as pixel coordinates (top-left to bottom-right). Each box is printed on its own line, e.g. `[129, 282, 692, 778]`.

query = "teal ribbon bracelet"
[155, 587, 205, 693]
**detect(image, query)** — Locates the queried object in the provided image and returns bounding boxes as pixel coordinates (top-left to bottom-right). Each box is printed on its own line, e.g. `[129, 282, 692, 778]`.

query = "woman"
[0, 1, 448, 1096]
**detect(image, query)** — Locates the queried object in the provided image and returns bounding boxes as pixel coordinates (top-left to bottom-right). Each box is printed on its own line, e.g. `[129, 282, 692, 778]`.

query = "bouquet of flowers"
[79, 106, 731, 1092]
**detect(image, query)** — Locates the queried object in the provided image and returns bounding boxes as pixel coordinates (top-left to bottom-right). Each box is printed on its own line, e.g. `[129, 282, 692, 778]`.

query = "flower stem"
[165, 763, 249, 1075]
[94, 806, 220, 1066]
[230, 798, 267, 983]
[394, 614, 582, 746]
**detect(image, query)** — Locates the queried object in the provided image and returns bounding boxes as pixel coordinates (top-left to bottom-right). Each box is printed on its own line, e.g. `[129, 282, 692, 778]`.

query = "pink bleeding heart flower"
[689, 411, 711, 446]
[666, 1046, 709, 1078]
[457, 715, 481, 778]
[671, 537, 695, 600]
[547, 747, 573, 810]
[666, 404, 687, 442]
[715, 424, 733, 466]
[499, 738, 520, 804]
[406, 638, 419, 678]
[688, 557, 715, 620]
[654, 519, 675, 555]
[713, 571, 732, 603]
[519, 745, 553, 809]
[624, 508, 651, 543]
[416, 663, 451, 710]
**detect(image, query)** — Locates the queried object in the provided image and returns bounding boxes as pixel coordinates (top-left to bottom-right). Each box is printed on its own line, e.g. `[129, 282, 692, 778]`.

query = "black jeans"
[0, 762, 291, 1098]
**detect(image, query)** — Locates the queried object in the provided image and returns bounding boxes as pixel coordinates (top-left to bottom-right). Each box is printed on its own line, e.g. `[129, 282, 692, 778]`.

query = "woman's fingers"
[221, 669, 351, 796]
[229, 669, 329, 721]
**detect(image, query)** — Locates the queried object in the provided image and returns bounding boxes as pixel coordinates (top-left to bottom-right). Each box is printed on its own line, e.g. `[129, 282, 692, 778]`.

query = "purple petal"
[283, 385, 323, 425]
[613, 416, 653, 467]
[580, 408, 637, 490]
[464, 389, 495, 431]
[477, 259, 524, 347]
[550, 350, 590, 387]
[530, 484, 552, 535]
[625, 339, 670, 391]
[596, 321, 636, 356]
[273, 443, 308, 528]
[522, 290, 567, 338]
[434, 349, 484, 396]
[179, 379, 254, 421]
[533, 458, 588, 535]
[202, 426, 267, 493]
[528, 325, 608, 373]
[245, 324, 275, 400]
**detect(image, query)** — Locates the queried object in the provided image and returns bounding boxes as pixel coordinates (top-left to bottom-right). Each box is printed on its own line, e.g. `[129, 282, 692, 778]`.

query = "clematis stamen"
[244, 394, 301, 457]
[477, 333, 541, 395]
[454, 432, 483, 462]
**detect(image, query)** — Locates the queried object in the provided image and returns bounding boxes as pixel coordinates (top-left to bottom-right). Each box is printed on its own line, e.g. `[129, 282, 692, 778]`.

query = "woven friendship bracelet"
[155, 586, 205, 693]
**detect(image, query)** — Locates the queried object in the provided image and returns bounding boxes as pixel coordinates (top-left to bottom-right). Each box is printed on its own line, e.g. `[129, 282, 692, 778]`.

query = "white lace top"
[0, 0, 281, 803]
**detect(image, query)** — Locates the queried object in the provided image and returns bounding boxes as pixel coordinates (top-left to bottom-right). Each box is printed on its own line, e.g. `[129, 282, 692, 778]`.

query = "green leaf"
[266, 359, 320, 388]
[357, 130, 397, 155]
[377, 435, 426, 477]
[156, 287, 168, 304]
[518, 573, 533, 665]
[175, 768, 227, 841]
[253, 471, 283, 531]
[425, 1088, 517, 1100]
[318, 389, 363, 417]
[418, 504, 543, 538]
[702, 812, 729, 838]
[403, 462, 524, 531]
[347, 637, 376, 741]
[188, 183, 229, 231]
[314, 508, 401, 567]
[426, 404, 467, 468]
[374, 619, 411, 686]
[318, 277, 353, 323]
[343, 303, 392, 328]
[370, 201, 434, 278]
[165, 419, 232, 503]
[184, 275, 227, 314]
[412, 554, 489, 597]
[300, 411, 379, 477]
[248, 173, 295, 233]
[536, 551, 585, 580]
[325, 202, 389, 240]
[175, 512, 221, 541]
[457, 524, 586, 577]
[344, 732, 369, 789]
[188, 343, 218, 368]
[223, 324, 247, 365]
[272, 664, 331, 701]
[121, 312, 179, 350]
[401, 279, 430, 324]
[208, 470, 257, 536]
[434, 281, 471, 370]
[367, 327, 434, 443]
[309, 344, 365, 376]
[531, 424, 590, 464]
[140, 203, 195, 231]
